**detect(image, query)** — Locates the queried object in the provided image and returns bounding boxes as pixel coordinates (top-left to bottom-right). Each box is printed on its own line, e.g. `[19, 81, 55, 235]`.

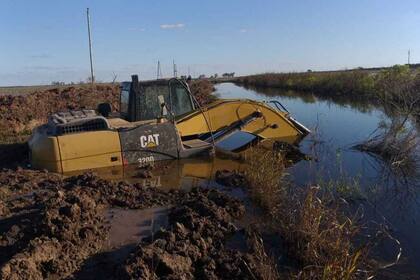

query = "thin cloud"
[25, 65, 73, 71]
[160, 23, 185, 29]
[239, 29, 248, 33]
[128, 27, 145, 31]
[29, 54, 52, 59]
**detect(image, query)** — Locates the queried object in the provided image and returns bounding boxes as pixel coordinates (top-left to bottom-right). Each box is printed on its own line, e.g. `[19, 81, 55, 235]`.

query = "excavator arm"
[175, 99, 309, 145]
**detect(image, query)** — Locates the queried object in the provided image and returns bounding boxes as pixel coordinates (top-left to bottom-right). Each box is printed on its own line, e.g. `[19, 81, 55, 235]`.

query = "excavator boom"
[176, 99, 309, 144]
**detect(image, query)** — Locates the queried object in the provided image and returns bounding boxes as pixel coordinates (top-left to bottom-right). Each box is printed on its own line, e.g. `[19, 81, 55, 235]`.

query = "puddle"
[104, 206, 170, 250]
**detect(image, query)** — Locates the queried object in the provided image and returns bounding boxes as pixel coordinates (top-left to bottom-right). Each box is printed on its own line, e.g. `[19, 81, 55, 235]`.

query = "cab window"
[120, 88, 129, 117]
[169, 80, 194, 117]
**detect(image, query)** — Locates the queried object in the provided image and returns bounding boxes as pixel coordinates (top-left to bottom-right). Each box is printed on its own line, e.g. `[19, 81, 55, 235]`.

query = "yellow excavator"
[29, 75, 309, 173]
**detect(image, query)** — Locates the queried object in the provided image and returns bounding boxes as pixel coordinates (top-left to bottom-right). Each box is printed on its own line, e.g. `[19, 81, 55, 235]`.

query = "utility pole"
[86, 8, 95, 85]
[408, 49, 411, 66]
[173, 59, 178, 78]
[157, 60, 162, 79]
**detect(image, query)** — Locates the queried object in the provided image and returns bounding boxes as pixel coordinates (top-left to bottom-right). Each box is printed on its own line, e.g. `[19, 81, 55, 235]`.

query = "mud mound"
[0, 167, 257, 279]
[0, 84, 119, 141]
[0, 170, 202, 279]
[0, 170, 180, 220]
[64, 173, 181, 209]
[120, 188, 265, 279]
[0, 168, 61, 197]
[0, 168, 62, 217]
[1, 189, 106, 280]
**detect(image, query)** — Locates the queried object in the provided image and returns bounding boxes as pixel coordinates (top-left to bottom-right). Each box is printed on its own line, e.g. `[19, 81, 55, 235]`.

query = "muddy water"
[105, 206, 169, 249]
[65, 157, 244, 191]
[69, 207, 170, 279]
[63, 157, 249, 265]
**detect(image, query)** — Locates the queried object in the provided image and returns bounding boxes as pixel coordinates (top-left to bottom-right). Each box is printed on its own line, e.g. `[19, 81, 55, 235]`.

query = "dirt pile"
[0, 168, 61, 217]
[1, 190, 106, 280]
[0, 171, 110, 279]
[0, 84, 120, 141]
[1, 168, 262, 279]
[0, 169, 180, 279]
[119, 188, 265, 279]
[64, 173, 181, 209]
[0, 170, 182, 221]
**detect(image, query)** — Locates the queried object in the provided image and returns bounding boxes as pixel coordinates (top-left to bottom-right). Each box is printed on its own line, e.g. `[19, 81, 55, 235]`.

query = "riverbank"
[234, 65, 420, 116]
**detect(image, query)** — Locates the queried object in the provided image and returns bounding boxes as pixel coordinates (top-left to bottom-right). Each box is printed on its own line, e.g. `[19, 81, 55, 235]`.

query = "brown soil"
[0, 168, 269, 280]
[1, 190, 107, 279]
[120, 188, 248, 279]
[0, 84, 120, 142]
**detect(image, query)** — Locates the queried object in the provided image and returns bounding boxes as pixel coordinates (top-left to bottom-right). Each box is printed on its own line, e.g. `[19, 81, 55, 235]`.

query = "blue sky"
[1, 0, 419, 86]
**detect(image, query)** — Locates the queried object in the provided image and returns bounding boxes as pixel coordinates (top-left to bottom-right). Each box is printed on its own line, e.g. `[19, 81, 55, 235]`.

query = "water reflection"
[215, 82, 420, 277]
[65, 156, 245, 191]
[239, 84, 376, 113]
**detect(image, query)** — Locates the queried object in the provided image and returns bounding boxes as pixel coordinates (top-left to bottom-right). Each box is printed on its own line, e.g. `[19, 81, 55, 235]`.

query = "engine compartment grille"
[47, 110, 110, 136]
[56, 119, 109, 135]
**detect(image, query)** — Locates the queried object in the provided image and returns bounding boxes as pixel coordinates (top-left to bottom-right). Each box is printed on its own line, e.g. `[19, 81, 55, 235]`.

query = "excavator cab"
[119, 75, 195, 122]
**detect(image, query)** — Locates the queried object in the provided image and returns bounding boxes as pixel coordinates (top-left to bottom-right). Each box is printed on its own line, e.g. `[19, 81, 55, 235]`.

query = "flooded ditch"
[1, 83, 419, 279]
[215, 83, 420, 278]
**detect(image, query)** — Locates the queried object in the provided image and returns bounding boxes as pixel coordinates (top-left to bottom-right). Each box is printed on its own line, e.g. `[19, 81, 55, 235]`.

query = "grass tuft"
[243, 149, 375, 279]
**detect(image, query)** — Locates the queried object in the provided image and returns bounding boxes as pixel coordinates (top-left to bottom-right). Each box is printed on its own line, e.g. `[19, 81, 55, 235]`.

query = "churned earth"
[0, 169, 270, 280]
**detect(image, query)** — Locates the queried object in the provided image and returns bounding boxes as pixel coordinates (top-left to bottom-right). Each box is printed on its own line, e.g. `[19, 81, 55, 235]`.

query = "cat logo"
[140, 134, 160, 148]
